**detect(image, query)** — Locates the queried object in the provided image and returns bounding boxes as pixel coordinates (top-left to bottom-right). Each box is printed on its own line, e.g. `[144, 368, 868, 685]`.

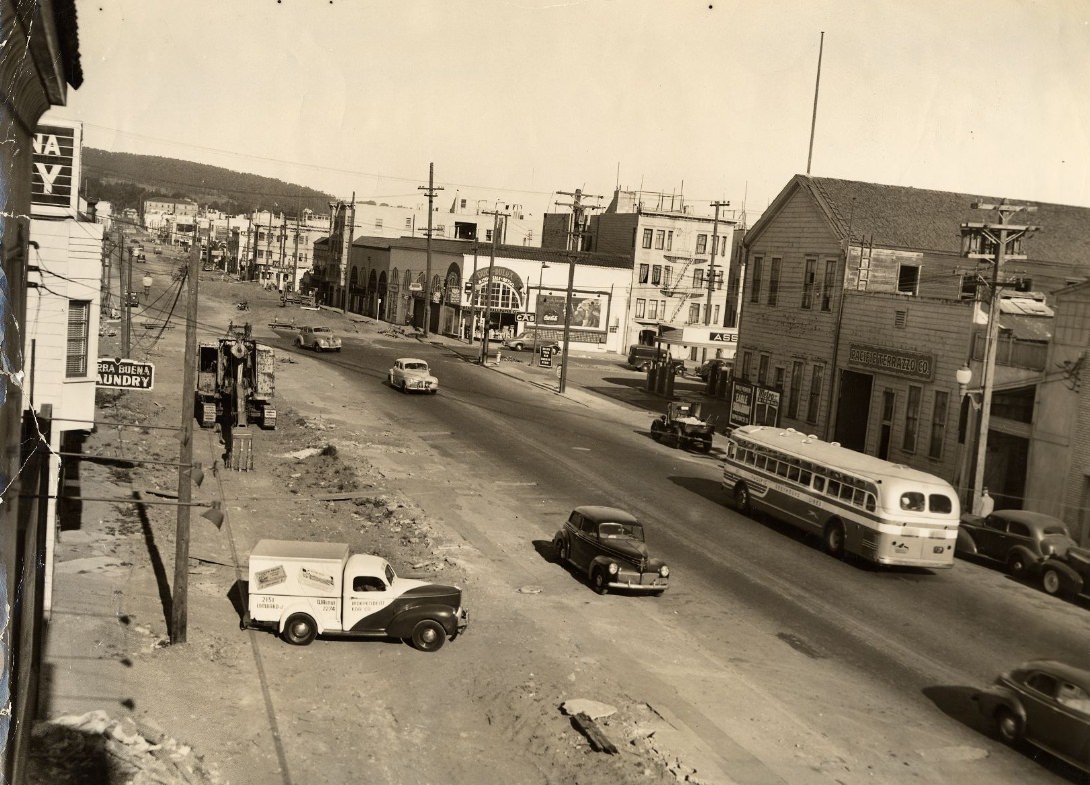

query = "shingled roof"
[751, 175, 1090, 266]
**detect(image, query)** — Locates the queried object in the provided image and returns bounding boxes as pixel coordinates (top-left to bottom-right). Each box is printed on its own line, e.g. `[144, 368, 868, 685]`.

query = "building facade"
[739, 174, 1090, 514]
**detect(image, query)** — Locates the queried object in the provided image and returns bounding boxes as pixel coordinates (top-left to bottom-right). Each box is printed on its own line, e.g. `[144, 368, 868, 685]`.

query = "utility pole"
[554, 189, 602, 394]
[478, 209, 508, 364]
[171, 225, 201, 644]
[962, 200, 1038, 513]
[706, 201, 730, 326]
[418, 163, 444, 338]
[278, 213, 287, 289]
[292, 209, 301, 293]
[122, 244, 133, 358]
[342, 194, 355, 315]
[468, 241, 479, 345]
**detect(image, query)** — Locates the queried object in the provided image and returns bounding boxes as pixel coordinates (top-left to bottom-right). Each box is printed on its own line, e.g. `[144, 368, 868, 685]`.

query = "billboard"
[535, 292, 605, 331]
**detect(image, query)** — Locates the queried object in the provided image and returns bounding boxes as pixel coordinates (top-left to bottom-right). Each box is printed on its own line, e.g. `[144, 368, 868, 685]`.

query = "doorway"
[834, 370, 873, 452]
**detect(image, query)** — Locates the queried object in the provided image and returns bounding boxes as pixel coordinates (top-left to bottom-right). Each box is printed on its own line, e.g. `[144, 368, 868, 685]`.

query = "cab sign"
[97, 358, 154, 390]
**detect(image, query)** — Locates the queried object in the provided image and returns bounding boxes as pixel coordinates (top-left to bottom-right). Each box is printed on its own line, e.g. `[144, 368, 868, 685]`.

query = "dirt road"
[30, 276, 712, 784]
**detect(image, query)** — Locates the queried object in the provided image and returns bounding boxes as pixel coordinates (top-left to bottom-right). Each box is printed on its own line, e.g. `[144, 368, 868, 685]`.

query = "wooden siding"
[838, 292, 972, 484]
[738, 187, 842, 433]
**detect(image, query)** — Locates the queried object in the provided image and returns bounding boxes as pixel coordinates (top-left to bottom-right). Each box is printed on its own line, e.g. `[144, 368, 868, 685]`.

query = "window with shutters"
[67, 300, 91, 378]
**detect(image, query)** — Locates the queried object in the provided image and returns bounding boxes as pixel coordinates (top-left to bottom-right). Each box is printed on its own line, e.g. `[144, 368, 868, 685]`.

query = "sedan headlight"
[607, 562, 619, 575]
[659, 565, 670, 578]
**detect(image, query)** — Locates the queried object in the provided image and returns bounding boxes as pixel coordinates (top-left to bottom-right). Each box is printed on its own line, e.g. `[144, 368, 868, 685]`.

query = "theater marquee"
[847, 344, 934, 381]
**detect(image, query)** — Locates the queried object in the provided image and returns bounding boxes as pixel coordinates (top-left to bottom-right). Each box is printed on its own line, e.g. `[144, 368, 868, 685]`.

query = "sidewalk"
[427, 331, 737, 432]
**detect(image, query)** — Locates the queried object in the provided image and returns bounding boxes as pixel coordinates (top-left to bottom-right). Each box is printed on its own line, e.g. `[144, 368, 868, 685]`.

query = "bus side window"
[812, 475, 824, 492]
[900, 492, 926, 512]
[865, 494, 877, 512]
[827, 480, 841, 498]
[852, 488, 867, 507]
[840, 485, 855, 502]
[787, 465, 800, 482]
[800, 469, 813, 486]
[776, 461, 789, 478]
[756, 454, 767, 471]
[929, 494, 953, 514]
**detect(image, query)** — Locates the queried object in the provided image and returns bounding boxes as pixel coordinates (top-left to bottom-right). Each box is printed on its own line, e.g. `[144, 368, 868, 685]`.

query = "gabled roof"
[747, 175, 1090, 264]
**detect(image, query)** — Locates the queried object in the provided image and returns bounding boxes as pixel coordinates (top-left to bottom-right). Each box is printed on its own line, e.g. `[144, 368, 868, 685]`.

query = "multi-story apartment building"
[579, 189, 743, 365]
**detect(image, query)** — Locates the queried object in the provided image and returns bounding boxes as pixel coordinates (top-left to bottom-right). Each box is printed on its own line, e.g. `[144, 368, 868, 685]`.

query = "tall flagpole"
[807, 31, 824, 175]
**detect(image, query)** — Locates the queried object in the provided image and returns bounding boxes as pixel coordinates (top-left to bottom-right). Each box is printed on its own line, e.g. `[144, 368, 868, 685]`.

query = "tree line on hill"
[81, 148, 336, 218]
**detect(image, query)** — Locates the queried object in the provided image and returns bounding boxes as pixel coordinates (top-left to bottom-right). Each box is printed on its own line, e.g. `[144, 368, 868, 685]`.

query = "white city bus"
[722, 425, 960, 568]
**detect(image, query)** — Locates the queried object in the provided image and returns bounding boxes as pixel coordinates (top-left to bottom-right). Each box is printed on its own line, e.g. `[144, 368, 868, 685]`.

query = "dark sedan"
[956, 509, 1076, 577]
[553, 506, 669, 595]
[974, 660, 1090, 775]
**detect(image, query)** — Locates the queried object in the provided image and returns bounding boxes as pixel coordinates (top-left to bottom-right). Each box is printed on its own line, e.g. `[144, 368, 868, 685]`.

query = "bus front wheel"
[734, 484, 752, 515]
[823, 520, 846, 558]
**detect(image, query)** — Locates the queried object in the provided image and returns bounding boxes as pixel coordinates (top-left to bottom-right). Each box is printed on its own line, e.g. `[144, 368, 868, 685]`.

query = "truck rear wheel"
[410, 619, 447, 652]
[282, 613, 317, 646]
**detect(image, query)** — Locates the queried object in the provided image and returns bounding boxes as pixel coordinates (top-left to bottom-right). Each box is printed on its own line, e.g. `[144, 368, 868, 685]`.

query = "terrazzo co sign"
[847, 344, 934, 381]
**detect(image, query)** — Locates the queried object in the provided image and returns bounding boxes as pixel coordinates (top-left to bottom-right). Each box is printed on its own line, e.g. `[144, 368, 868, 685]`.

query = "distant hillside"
[82, 148, 336, 217]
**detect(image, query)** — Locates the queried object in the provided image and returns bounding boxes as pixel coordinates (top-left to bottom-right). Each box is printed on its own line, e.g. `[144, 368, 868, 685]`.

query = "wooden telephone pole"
[962, 200, 1038, 512]
[418, 163, 444, 338]
[705, 201, 730, 325]
[171, 226, 201, 643]
[554, 189, 601, 393]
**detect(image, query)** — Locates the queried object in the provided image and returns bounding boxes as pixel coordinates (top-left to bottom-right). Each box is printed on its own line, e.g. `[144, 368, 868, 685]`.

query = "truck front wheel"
[282, 613, 317, 646]
[410, 619, 447, 652]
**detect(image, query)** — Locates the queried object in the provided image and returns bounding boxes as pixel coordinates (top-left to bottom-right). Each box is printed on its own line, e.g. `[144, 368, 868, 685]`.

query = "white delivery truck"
[243, 539, 468, 652]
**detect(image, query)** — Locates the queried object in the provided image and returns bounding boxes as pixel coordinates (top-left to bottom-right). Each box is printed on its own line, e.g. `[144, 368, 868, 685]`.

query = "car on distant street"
[973, 660, 1090, 775]
[696, 357, 732, 381]
[956, 509, 1076, 578]
[553, 506, 669, 595]
[388, 358, 438, 394]
[295, 326, 342, 352]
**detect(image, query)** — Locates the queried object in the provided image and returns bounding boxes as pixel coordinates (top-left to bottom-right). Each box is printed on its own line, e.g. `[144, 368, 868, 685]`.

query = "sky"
[55, 0, 1090, 229]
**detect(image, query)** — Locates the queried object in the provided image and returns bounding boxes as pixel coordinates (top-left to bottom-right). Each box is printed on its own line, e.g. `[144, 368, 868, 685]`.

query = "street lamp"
[530, 263, 550, 365]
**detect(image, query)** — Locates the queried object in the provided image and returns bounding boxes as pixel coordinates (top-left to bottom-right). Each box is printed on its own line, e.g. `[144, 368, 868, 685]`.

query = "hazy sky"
[57, 0, 1090, 225]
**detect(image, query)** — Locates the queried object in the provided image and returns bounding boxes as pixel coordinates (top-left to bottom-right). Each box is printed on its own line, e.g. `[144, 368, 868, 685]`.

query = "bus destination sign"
[97, 358, 155, 390]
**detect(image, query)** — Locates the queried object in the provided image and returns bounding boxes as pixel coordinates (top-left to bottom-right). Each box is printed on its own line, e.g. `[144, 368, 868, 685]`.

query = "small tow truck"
[649, 401, 715, 452]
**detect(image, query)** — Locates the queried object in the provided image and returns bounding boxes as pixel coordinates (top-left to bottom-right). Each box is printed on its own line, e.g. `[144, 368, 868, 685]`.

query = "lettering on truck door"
[343, 571, 399, 632]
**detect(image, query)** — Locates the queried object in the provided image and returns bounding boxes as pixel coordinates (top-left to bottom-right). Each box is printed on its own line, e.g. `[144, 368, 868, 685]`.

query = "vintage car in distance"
[973, 659, 1090, 775]
[955, 509, 1076, 578]
[295, 325, 342, 352]
[388, 357, 439, 394]
[553, 506, 669, 595]
[696, 357, 732, 381]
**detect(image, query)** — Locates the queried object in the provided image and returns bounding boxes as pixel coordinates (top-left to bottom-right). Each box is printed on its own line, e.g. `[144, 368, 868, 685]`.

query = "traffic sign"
[97, 358, 155, 390]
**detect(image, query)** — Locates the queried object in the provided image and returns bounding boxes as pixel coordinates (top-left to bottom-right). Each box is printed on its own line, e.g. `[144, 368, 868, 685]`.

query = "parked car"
[295, 326, 342, 352]
[388, 357, 439, 394]
[956, 509, 1076, 577]
[553, 506, 669, 595]
[1040, 542, 1090, 599]
[973, 660, 1090, 775]
[696, 357, 732, 381]
[502, 336, 562, 355]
